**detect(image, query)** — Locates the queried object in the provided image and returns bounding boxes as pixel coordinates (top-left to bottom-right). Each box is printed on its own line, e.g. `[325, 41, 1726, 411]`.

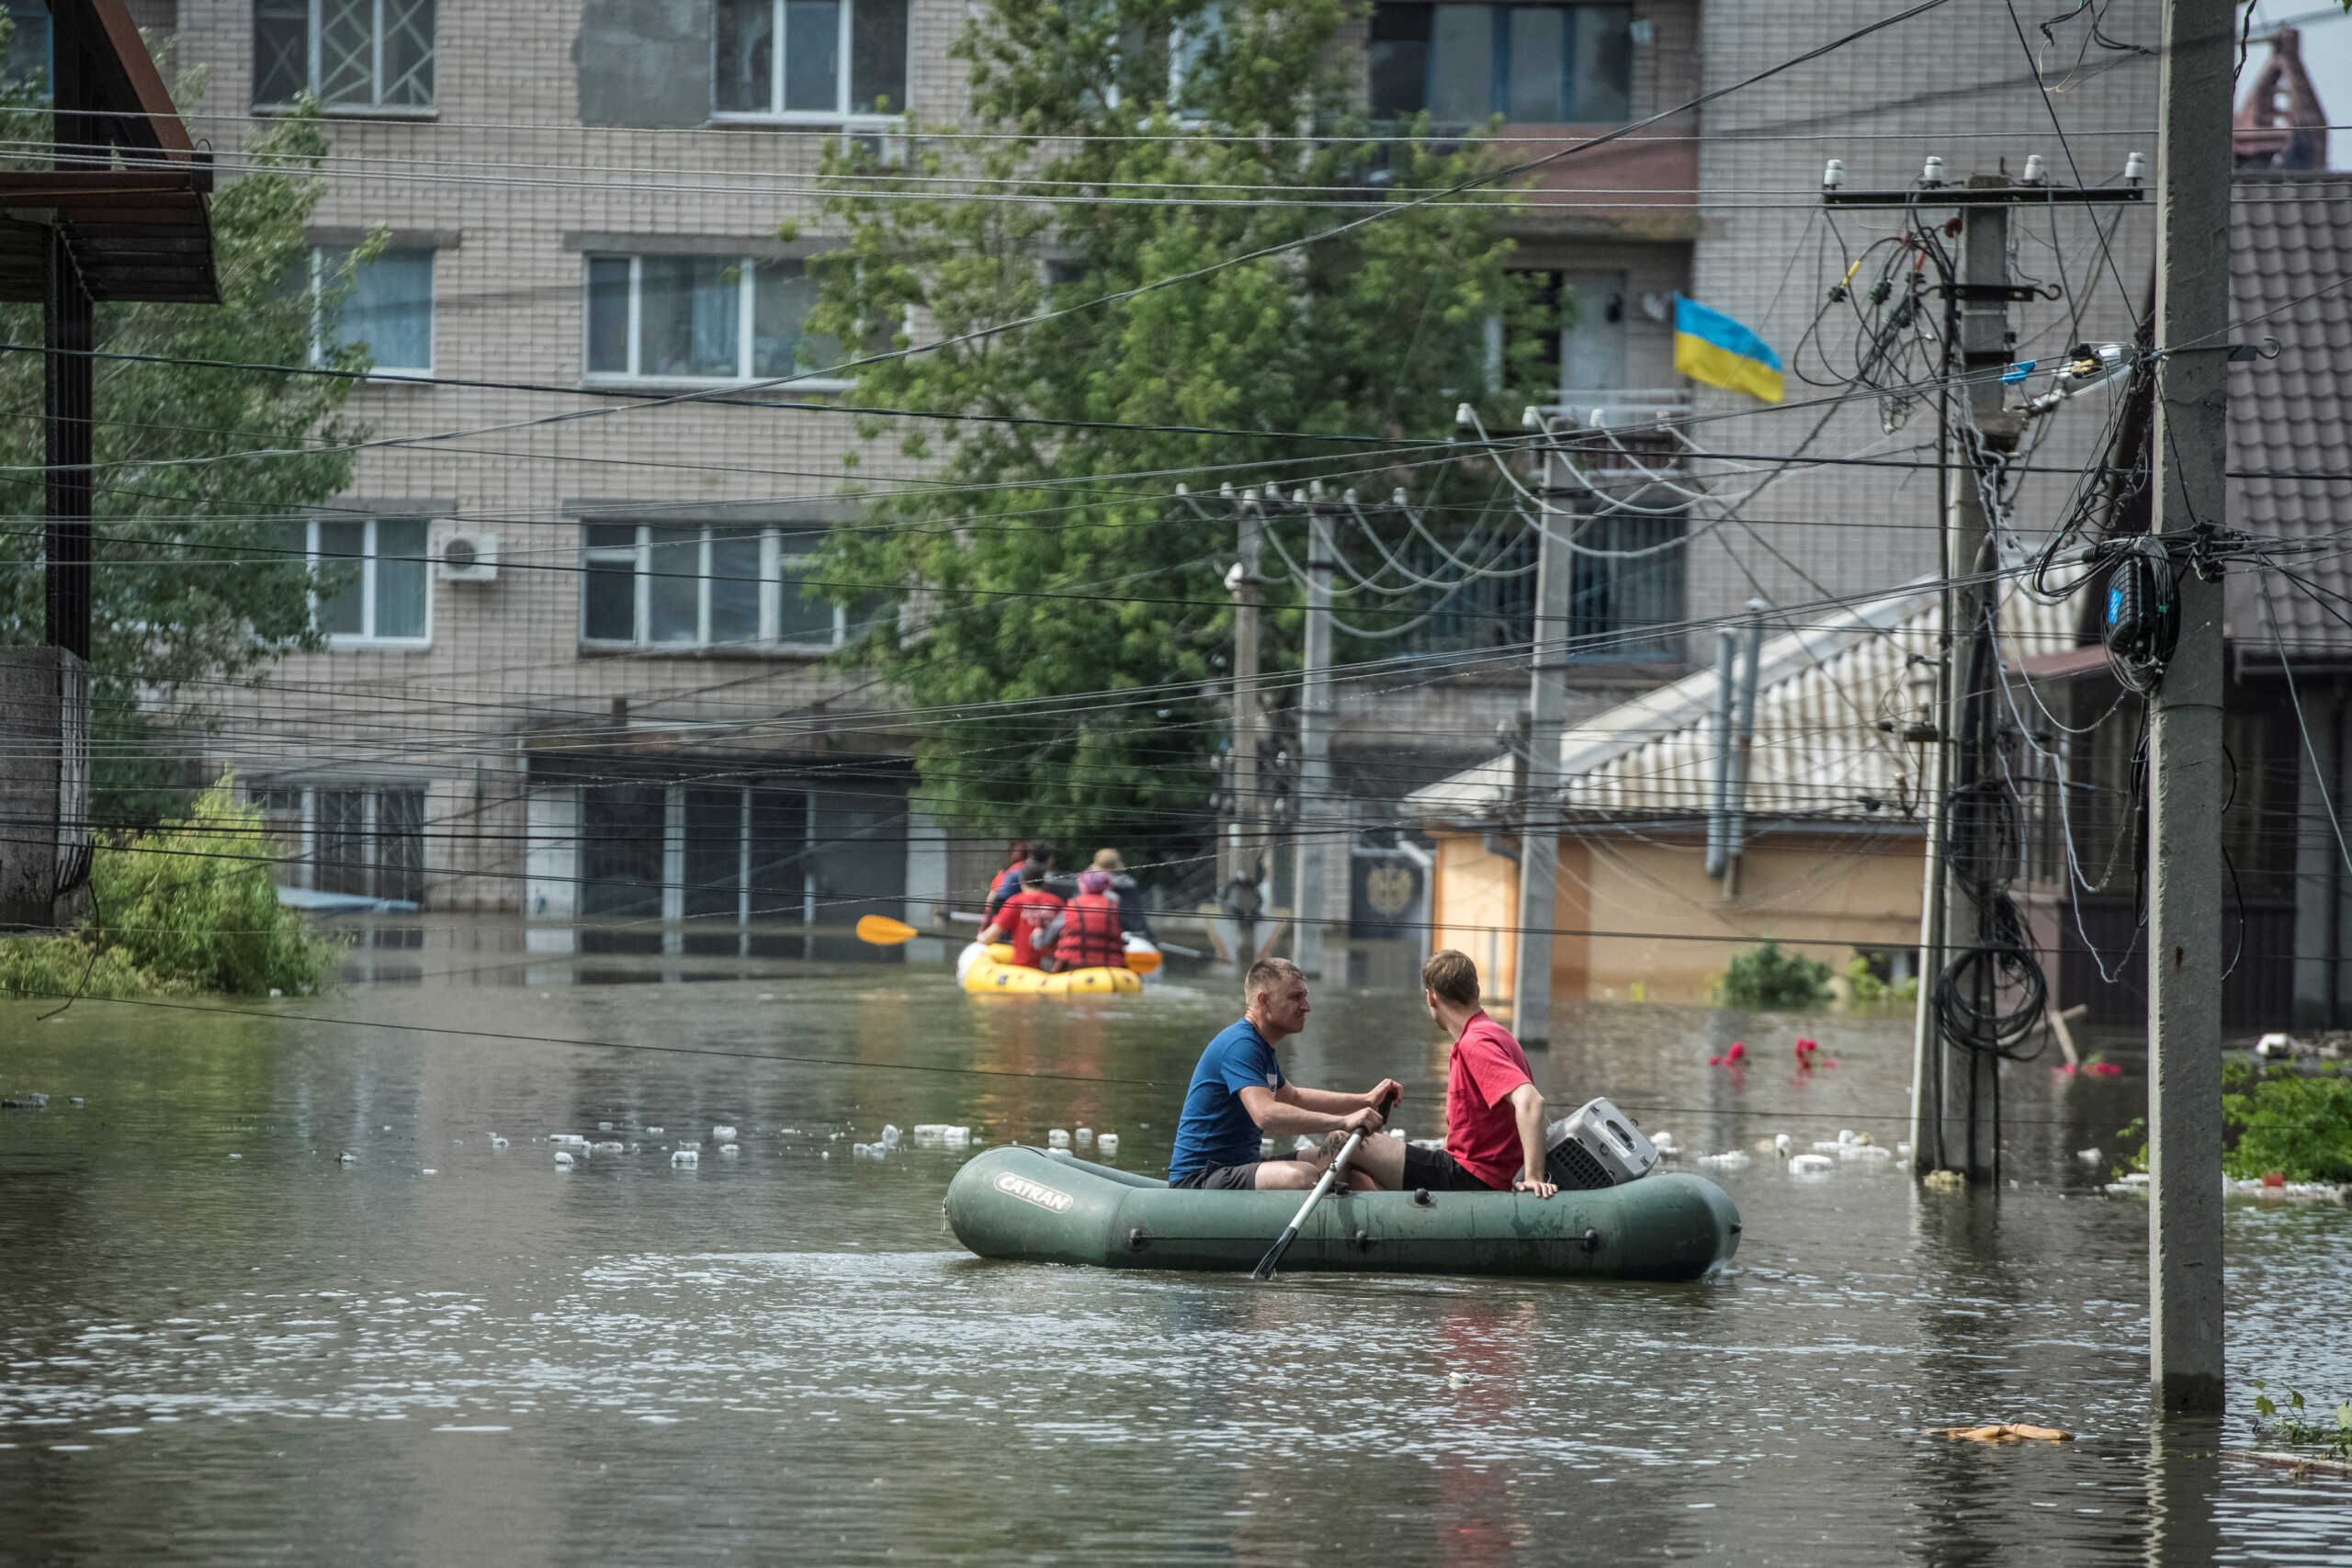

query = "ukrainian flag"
[1673, 295, 1784, 403]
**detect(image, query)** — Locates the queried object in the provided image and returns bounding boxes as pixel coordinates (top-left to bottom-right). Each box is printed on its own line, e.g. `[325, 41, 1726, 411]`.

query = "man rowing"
[1168, 957, 1402, 1190]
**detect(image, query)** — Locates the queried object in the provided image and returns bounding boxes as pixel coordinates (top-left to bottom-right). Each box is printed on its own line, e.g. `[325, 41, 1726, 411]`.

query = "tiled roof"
[1403, 586, 2075, 824]
[2228, 173, 2352, 652]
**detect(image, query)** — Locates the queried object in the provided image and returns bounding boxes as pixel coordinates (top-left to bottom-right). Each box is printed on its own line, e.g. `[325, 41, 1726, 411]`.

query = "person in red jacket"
[1045, 870, 1126, 972]
[980, 839, 1034, 926]
[978, 861, 1063, 969]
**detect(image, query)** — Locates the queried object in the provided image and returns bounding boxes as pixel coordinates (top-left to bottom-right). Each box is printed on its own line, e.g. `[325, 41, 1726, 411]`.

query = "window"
[1505, 270, 1625, 399]
[303, 245, 435, 377]
[584, 254, 864, 383]
[713, 0, 909, 119]
[1368, 4, 1630, 124]
[579, 782, 810, 924]
[317, 787, 426, 902]
[1566, 512, 1684, 661]
[581, 522, 879, 651]
[284, 516, 432, 643]
[254, 0, 435, 110]
[3, 3, 50, 95]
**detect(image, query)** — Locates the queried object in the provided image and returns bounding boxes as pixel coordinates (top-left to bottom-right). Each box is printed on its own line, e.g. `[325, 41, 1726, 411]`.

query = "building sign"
[1351, 853, 1425, 940]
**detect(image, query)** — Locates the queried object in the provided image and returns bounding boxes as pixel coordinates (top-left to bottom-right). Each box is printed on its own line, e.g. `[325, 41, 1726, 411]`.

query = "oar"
[855, 915, 919, 945]
[1250, 1090, 1398, 1281]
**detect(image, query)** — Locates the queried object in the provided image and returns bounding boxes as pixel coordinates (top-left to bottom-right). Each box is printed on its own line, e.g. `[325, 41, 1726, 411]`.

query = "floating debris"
[554, 1151, 575, 1169]
[337, 1152, 357, 1166]
[1074, 1127, 1093, 1145]
[646, 1126, 664, 1136]
[1774, 1134, 1793, 1157]
[712, 1124, 739, 1142]
[1047, 1129, 1072, 1149]
[421, 1168, 437, 1177]
[1929, 1424, 2072, 1443]
[671, 1149, 698, 1168]
[1788, 1154, 1834, 1177]
[1698, 1151, 1752, 1171]
[1840, 1144, 1894, 1163]
[879, 1125, 902, 1149]
[2075, 1148, 2101, 1165]
[2, 1093, 50, 1111]
[228, 1154, 242, 1161]
[913, 1124, 973, 1147]
[550, 1134, 588, 1150]
[851, 1142, 887, 1160]
[718, 1144, 740, 1157]
[598, 1122, 614, 1133]
[1922, 1168, 1967, 1192]
[489, 1134, 509, 1151]
[1097, 1133, 1119, 1157]
[591, 1140, 624, 1155]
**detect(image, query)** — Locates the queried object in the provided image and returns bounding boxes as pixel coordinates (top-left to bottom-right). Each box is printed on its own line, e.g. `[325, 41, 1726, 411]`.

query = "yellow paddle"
[855, 914, 919, 945]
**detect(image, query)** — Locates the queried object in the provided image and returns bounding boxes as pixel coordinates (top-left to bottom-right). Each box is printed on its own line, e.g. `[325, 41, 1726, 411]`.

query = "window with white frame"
[583, 254, 861, 383]
[254, 0, 435, 110]
[581, 523, 878, 651]
[303, 245, 435, 377]
[281, 516, 432, 643]
[713, 0, 909, 119]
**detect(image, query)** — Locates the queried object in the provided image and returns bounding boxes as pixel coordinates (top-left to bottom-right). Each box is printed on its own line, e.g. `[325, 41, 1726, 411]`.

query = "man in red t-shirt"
[1408, 950, 1557, 1197]
[978, 861, 1064, 969]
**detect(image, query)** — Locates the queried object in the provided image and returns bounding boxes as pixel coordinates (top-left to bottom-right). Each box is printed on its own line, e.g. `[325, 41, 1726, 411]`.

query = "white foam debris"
[675, 1140, 700, 1151]
[1811, 1141, 1845, 1155]
[2114, 1171, 2151, 1187]
[1838, 1129, 1857, 1145]
[554, 1151, 575, 1169]
[228, 1154, 242, 1161]
[1047, 1129, 1072, 1148]
[1649, 1130, 1677, 1151]
[591, 1140, 624, 1155]
[337, 1152, 356, 1165]
[598, 1122, 614, 1133]
[2076, 1148, 2102, 1165]
[489, 1134, 509, 1150]
[852, 1142, 887, 1160]
[671, 1149, 698, 1168]
[646, 1126, 664, 1136]
[914, 1124, 974, 1147]
[1838, 1143, 1893, 1162]
[880, 1124, 902, 1149]
[1074, 1127, 1093, 1145]
[421, 1168, 437, 1177]
[719, 1144, 740, 1157]
[1789, 1154, 1835, 1176]
[1774, 1134, 1793, 1156]
[1896, 1143, 1913, 1158]
[1697, 1151, 1751, 1170]
[713, 1125, 739, 1142]
[1097, 1134, 1119, 1156]
[551, 1134, 588, 1149]
[1852, 1132, 1875, 1147]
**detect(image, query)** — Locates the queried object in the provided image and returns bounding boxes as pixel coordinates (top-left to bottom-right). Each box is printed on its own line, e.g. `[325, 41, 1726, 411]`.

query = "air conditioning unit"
[432, 525, 500, 583]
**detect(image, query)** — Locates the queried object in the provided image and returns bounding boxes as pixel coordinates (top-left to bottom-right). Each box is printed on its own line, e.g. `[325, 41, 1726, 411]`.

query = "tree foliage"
[1720, 941, 1833, 1010]
[806, 0, 1554, 870]
[0, 42, 373, 823]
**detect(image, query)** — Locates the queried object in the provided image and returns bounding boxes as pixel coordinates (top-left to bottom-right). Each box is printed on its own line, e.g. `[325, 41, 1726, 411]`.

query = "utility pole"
[1225, 492, 1264, 903]
[1512, 448, 1572, 1045]
[1718, 601, 1765, 899]
[1823, 161, 2144, 1179]
[2146, 0, 2232, 1416]
[1294, 492, 1335, 979]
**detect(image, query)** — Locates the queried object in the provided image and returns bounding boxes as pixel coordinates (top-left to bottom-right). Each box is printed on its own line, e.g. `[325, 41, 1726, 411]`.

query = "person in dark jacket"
[1089, 847, 1154, 941]
[1045, 870, 1128, 972]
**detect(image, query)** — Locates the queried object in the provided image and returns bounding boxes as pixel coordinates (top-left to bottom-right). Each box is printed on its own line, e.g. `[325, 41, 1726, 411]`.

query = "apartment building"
[142, 0, 2159, 950]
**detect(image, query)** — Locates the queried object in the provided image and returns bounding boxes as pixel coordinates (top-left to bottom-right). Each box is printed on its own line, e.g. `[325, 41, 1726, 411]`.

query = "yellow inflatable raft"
[957, 941, 1144, 996]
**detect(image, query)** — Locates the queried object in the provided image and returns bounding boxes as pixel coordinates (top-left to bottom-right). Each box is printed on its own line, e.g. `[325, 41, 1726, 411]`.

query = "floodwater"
[2, 920, 2348, 1566]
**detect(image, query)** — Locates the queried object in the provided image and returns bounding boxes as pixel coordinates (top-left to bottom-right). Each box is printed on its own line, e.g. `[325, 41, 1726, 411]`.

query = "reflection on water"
[0, 924, 2347, 1564]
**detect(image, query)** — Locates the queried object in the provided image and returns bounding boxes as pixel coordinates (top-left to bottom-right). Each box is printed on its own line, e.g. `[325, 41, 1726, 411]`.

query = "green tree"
[0, 43, 373, 823]
[807, 0, 1552, 869]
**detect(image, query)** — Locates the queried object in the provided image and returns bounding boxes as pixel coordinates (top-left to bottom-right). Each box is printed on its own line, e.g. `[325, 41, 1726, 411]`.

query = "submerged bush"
[2222, 1074, 2352, 1184]
[1719, 942, 1833, 1010]
[0, 779, 345, 999]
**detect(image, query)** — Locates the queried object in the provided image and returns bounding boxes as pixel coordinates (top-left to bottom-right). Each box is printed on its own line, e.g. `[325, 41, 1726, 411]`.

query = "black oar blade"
[1250, 1225, 1298, 1280]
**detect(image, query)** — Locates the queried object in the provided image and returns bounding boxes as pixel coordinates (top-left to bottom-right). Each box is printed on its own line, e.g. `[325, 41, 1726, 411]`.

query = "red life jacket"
[1000, 887, 1065, 969]
[1057, 892, 1126, 971]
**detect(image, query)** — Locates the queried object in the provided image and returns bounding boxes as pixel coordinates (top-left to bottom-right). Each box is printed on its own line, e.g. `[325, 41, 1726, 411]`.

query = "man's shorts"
[1401, 1143, 1508, 1193]
[1169, 1157, 1316, 1190]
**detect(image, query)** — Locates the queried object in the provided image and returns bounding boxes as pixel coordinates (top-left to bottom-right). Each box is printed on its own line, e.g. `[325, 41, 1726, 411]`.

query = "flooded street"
[3, 922, 2349, 1564]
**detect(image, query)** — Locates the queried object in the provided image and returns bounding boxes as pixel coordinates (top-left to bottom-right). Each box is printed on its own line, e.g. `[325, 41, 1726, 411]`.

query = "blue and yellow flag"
[1673, 295, 1783, 403]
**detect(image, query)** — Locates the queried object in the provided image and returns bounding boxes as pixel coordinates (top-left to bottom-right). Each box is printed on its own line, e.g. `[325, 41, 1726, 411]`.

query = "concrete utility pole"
[1718, 601, 1765, 899]
[1225, 497, 1264, 899]
[1294, 496, 1336, 979]
[1512, 450, 1573, 1045]
[2145, 0, 2232, 1416]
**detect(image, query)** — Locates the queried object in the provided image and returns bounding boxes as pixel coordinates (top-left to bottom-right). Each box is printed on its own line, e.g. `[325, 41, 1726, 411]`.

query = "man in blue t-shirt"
[1167, 956, 1403, 1190]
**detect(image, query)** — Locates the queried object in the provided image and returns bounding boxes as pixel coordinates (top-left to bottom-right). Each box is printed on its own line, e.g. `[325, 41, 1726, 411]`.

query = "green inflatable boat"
[945, 1145, 1740, 1280]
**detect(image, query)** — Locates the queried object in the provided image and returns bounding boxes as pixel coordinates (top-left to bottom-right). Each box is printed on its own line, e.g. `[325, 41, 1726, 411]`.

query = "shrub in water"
[1720, 942, 1833, 1010]
[2222, 1074, 2352, 1184]
[0, 779, 345, 999]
